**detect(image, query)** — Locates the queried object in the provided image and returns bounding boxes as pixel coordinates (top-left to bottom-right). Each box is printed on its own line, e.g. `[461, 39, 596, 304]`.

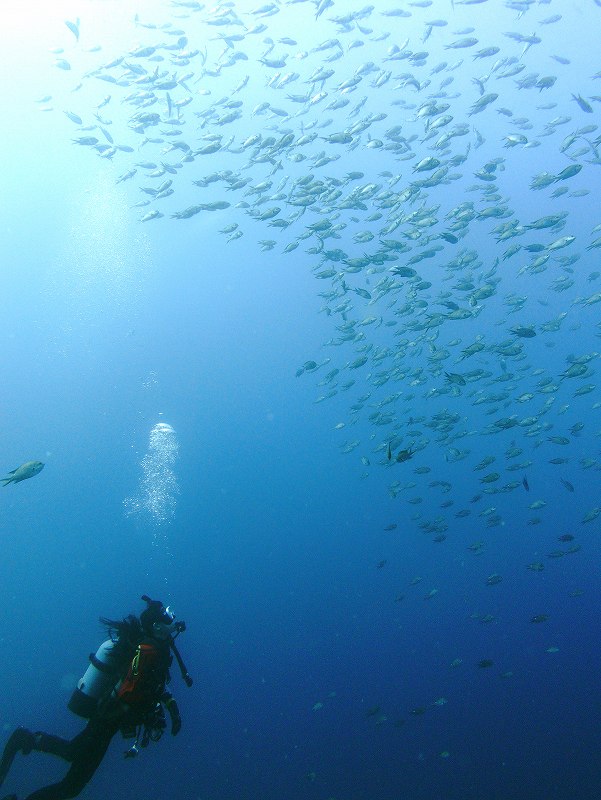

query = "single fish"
[1, 461, 44, 486]
[65, 18, 80, 41]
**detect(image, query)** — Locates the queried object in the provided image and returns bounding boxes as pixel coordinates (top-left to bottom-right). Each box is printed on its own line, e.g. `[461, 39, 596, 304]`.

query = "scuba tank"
[68, 639, 123, 718]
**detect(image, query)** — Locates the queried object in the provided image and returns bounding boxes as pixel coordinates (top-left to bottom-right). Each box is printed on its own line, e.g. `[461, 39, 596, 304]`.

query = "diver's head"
[140, 595, 179, 639]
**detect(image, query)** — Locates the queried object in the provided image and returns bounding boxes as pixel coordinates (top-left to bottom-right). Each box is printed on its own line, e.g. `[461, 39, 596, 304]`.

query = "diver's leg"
[30, 734, 72, 762]
[23, 724, 115, 800]
[0, 729, 35, 786]
[30, 720, 108, 763]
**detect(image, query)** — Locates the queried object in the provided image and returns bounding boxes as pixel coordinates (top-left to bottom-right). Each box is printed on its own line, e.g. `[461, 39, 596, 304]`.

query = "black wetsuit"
[0, 637, 177, 800]
[19, 715, 122, 800]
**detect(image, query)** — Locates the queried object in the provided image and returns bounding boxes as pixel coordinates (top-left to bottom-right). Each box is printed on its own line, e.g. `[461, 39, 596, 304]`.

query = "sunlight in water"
[55, 170, 151, 323]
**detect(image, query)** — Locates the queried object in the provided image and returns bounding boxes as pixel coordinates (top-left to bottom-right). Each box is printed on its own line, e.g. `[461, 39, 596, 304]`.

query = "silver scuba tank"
[68, 639, 122, 718]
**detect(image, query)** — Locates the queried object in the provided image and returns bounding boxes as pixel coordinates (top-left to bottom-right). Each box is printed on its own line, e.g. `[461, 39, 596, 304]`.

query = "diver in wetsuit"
[0, 596, 192, 800]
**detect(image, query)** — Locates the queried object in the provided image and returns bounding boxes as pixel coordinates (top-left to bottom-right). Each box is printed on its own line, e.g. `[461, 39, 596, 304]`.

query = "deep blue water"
[1, 1, 600, 799]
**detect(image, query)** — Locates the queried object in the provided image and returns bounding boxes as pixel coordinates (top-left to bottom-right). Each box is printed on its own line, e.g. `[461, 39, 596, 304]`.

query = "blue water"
[1, 1, 600, 798]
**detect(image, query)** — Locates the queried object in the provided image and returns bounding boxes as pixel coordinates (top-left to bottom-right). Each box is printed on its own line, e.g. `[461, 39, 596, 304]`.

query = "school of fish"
[41, 0, 600, 727]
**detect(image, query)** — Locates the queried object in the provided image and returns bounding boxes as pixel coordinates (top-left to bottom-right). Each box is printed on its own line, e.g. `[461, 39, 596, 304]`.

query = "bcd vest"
[117, 639, 171, 711]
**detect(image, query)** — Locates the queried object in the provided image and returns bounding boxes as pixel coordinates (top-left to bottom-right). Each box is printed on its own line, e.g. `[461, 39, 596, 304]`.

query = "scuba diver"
[0, 595, 192, 800]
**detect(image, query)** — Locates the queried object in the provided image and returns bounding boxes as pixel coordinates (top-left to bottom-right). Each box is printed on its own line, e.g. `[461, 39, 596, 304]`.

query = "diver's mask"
[151, 606, 178, 639]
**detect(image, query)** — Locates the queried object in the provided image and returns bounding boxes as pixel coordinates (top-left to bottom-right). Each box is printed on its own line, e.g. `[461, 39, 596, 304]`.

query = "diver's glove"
[165, 697, 181, 736]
